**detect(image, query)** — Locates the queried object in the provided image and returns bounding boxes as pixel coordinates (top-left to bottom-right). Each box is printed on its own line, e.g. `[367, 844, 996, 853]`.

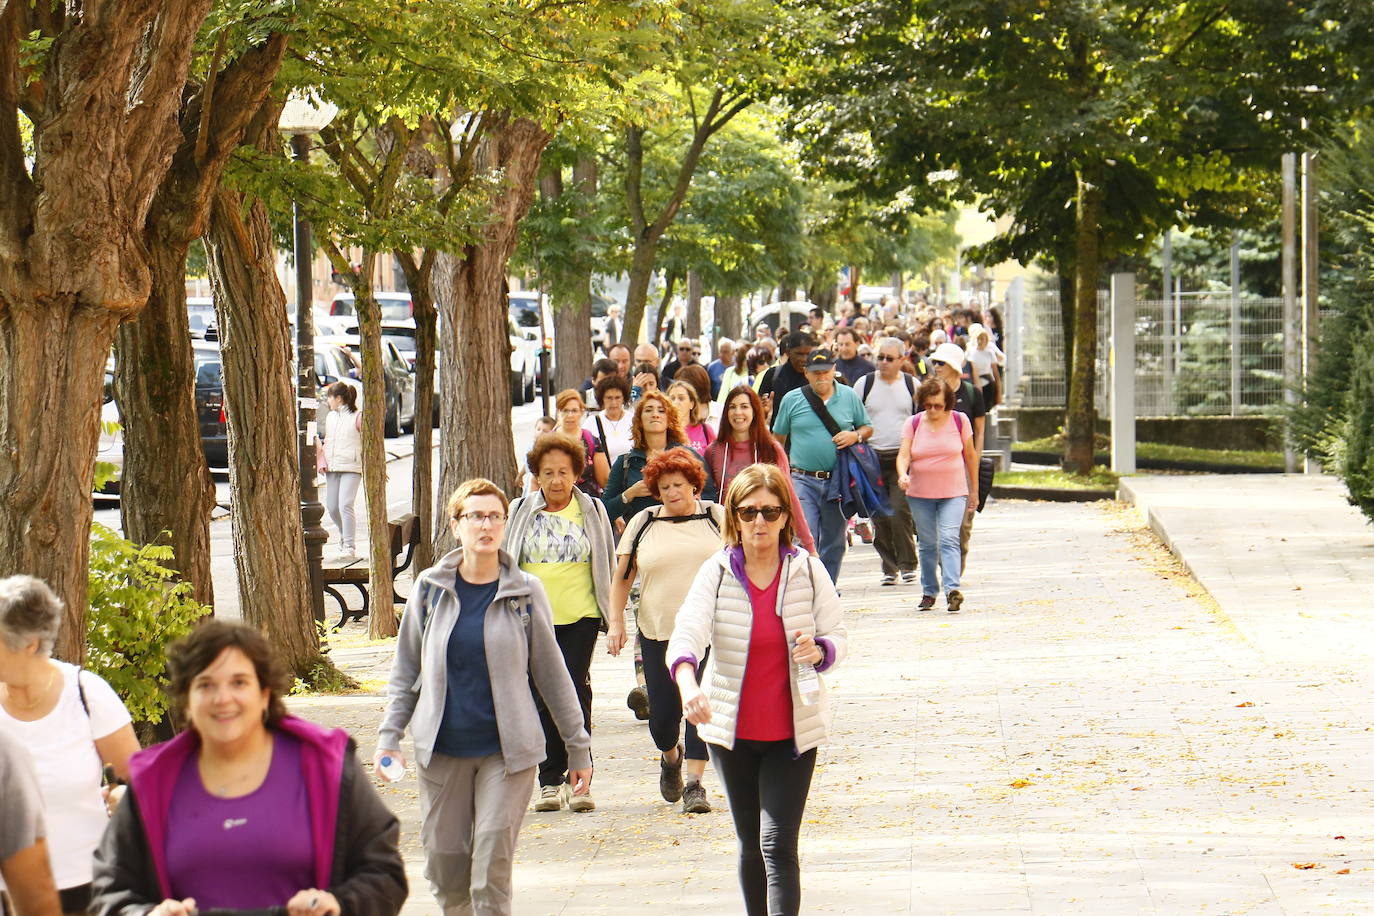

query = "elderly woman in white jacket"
[668, 463, 846, 916]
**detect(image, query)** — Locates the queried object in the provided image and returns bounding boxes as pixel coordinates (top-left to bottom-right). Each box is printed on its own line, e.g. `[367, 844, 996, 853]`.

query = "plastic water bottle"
[794, 642, 821, 707]
[378, 754, 407, 782]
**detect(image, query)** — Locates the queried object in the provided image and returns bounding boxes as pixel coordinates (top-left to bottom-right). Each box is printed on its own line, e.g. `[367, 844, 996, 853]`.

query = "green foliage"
[996, 468, 1119, 490]
[85, 524, 211, 725]
[1342, 330, 1374, 520]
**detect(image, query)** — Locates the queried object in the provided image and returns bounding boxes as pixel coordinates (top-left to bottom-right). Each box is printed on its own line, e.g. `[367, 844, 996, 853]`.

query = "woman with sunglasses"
[668, 464, 846, 916]
[895, 377, 980, 612]
[376, 479, 592, 915]
[703, 385, 815, 555]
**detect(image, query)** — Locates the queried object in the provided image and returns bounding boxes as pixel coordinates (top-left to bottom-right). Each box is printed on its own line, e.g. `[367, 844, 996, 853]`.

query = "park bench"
[322, 513, 421, 629]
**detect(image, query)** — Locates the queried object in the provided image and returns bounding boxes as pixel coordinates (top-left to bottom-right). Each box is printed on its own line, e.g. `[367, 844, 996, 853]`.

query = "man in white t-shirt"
[853, 337, 919, 586]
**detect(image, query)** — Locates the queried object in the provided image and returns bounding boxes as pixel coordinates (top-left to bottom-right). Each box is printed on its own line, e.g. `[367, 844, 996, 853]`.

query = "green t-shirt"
[519, 500, 601, 626]
[771, 383, 872, 472]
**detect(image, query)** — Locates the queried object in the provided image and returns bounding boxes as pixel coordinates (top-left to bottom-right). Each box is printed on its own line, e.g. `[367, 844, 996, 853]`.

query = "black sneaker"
[659, 744, 684, 802]
[682, 782, 711, 813]
[917, 595, 936, 611]
[627, 685, 650, 721]
[947, 590, 964, 612]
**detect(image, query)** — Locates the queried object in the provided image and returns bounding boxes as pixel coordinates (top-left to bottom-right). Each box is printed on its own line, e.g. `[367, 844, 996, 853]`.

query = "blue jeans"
[907, 495, 967, 597]
[792, 473, 847, 583]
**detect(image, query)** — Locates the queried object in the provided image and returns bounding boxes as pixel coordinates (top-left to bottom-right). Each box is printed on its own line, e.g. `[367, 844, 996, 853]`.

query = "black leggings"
[639, 636, 709, 761]
[535, 615, 600, 787]
[710, 740, 816, 916]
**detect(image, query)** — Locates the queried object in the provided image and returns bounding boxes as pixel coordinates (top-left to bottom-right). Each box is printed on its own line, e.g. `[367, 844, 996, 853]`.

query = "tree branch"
[192, 30, 228, 166]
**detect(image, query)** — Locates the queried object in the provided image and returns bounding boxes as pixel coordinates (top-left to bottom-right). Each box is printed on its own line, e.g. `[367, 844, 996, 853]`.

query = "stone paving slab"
[1118, 473, 1374, 671]
[291, 496, 1374, 914]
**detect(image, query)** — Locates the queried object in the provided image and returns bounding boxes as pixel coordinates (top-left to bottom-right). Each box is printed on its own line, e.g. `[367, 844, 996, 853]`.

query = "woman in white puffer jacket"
[318, 381, 364, 561]
[668, 463, 846, 916]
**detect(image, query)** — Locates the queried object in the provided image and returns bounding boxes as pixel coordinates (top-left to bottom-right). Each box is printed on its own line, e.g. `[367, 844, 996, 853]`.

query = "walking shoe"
[659, 744, 684, 803]
[533, 785, 563, 812]
[681, 782, 711, 814]
[947, 590, 964, 612]
[917, 595, 936, 612]
[901, 570, 918, 585]
[626, 685, 650, 721]
[563, 784, 596, 813]
[880, 573, 897, 586]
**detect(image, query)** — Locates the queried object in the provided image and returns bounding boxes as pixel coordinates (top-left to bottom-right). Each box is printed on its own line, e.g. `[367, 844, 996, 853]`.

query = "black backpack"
[621, 505, 722, 579]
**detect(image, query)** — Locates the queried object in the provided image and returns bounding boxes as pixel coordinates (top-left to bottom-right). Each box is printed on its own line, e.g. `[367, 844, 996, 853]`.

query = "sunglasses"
[876, 355, 899, 362]
[930, 359, 947, 368]
[735, 505, 786, 522]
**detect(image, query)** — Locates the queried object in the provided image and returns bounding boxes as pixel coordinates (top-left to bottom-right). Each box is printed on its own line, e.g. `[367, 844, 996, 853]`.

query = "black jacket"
[91, 738, 406, 916]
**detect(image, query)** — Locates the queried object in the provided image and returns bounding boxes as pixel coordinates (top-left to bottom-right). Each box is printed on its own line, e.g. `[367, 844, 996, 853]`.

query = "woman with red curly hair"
[606, 449, 724, 815]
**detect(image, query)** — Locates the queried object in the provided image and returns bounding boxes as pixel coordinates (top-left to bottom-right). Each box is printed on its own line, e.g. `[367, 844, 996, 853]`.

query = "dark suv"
[193, 343, 229, 469]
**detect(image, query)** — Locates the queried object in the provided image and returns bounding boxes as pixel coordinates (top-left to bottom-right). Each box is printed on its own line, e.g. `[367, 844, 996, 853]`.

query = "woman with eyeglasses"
[895, 377, 980, 612]
[703, 385, 815, 556]
[504, 434, 615, 814]
[553, 389, 608, 496]
[376, 479, 592, 916]
[667, 464, 847, 916]
[606, 449, 725, 814]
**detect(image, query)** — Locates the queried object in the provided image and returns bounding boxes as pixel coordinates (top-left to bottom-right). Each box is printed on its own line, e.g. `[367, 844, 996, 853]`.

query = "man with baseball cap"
[928, 341, 986, 570]
[771, 347, 874, 583]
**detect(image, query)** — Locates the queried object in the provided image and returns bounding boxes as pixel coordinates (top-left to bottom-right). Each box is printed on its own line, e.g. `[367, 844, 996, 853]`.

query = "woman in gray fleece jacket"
[375, 478, 591, 916]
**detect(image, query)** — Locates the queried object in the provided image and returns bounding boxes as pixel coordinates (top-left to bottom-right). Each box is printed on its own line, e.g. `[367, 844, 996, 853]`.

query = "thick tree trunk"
[553, 292, 593, 394]
[436, 116, 552, 553]
[649, 273, 680, 351]
[351, 270, 399, 639]
[716, 294, 742, 344]
[1064, 172, 1102, 475]
[622, 241, 659, 346]
[686, 270, 703, 340]
[0, 306, 120, 661]
[113, 244, 216, 607]
[0, 0, 217, 660]
[205, 188, 323, 677]
[778, 282, 797, 302]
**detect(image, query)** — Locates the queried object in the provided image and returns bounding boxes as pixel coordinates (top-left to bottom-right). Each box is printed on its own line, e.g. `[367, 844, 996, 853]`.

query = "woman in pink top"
[703, 385, 816, 555]
[895, 377, 979, 612]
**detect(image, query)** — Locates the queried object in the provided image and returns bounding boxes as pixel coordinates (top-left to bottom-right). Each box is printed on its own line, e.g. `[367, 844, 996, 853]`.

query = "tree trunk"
[778, 282, 797, 302]
[686, 270, 703, 340]
[1058, 264, 1076, 414]
[351, 268, 399, 639]
[436, 116, 552, 553]
[1064, 172, 1102, 475]
[622, 240, 658, 345]
[205, 187, 323, 677]
[113, 243, 216, 607]
[549, 163, 594, 393]
[649, 273, 680, 350]
[716, 294, 742, 344]
[398, 256, 437, 572]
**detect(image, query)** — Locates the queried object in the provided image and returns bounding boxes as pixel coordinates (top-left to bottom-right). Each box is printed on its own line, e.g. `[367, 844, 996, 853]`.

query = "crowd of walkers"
[1, 293, 999, 916]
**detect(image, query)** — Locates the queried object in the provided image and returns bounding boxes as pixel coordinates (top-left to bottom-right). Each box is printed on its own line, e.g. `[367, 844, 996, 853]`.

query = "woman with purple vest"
[90, 622, 406, 916]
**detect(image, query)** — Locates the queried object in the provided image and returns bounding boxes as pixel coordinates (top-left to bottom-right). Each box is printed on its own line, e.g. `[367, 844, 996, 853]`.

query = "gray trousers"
[873, 450, 916, 576]
[418, 752, 536, 916]
[324, 470, 361, 551]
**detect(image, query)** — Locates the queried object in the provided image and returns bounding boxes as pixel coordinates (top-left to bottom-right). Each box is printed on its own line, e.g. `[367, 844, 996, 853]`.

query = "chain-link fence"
[1014, 290, 1286, 416]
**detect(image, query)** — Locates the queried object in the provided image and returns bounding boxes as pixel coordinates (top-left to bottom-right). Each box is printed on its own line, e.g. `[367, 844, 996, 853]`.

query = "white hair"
[930, 329, 948, 346]
[718, 337, 735, 354]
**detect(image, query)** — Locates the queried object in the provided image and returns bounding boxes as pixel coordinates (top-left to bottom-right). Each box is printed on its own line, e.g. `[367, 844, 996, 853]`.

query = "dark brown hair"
[594, 374, 632, 406]
[326, 381, 357, 411]
[526, 432, 587, 477]
[917, 376, 955, 411]
[166, 620, 290, 730]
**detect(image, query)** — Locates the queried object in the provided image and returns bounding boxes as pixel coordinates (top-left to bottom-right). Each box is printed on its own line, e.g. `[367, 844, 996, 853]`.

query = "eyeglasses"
[735, 505, 786, 522]
[876, 355, 899, 363]
[925, 401, 946, 411]
[457, 511, 506, 526]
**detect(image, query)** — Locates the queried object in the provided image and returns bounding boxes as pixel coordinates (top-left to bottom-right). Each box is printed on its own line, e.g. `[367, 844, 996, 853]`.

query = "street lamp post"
[279, 96, 338, 628]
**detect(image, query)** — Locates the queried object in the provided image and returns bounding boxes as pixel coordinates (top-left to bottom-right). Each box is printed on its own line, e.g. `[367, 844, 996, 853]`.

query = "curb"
[991, 484, 1115, 503]
[1011, 449, 1283, 475]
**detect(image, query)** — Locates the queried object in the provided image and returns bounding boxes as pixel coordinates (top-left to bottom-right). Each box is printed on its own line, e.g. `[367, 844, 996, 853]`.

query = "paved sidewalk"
[1119, 473, 1374, 671]
[291, 495, 1374, 914]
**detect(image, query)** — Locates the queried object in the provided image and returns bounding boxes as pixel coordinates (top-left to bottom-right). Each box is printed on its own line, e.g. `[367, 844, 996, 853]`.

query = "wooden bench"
[322, 513, 421, 629]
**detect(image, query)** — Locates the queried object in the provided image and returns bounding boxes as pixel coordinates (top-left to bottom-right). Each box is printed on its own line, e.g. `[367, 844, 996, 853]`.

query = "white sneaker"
[534, 785, 563, 812]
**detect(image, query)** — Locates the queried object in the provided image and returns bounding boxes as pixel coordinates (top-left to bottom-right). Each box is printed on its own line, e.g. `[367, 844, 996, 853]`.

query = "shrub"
[85, 523, 211, 728]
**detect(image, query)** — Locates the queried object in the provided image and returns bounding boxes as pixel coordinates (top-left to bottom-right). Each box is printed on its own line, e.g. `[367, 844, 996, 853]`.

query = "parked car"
[328, 290, 414, 321]
[587, 293, 615, 353]
[95, 367, 123, 496]
[315, 334, 416, 437]
[187, 296, 218, 341]
[193, 343, 229, 469]
[509, 317, 539, 405]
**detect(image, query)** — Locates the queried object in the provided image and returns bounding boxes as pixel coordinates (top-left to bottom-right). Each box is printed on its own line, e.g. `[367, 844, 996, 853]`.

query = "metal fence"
[1012, 289, 1287, 417]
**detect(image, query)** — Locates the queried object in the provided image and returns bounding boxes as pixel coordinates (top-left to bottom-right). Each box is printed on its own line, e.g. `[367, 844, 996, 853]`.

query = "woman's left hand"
[568, 767, 594, 796]
[286, 890, 340, 916]
[792, 631, 823, 666]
